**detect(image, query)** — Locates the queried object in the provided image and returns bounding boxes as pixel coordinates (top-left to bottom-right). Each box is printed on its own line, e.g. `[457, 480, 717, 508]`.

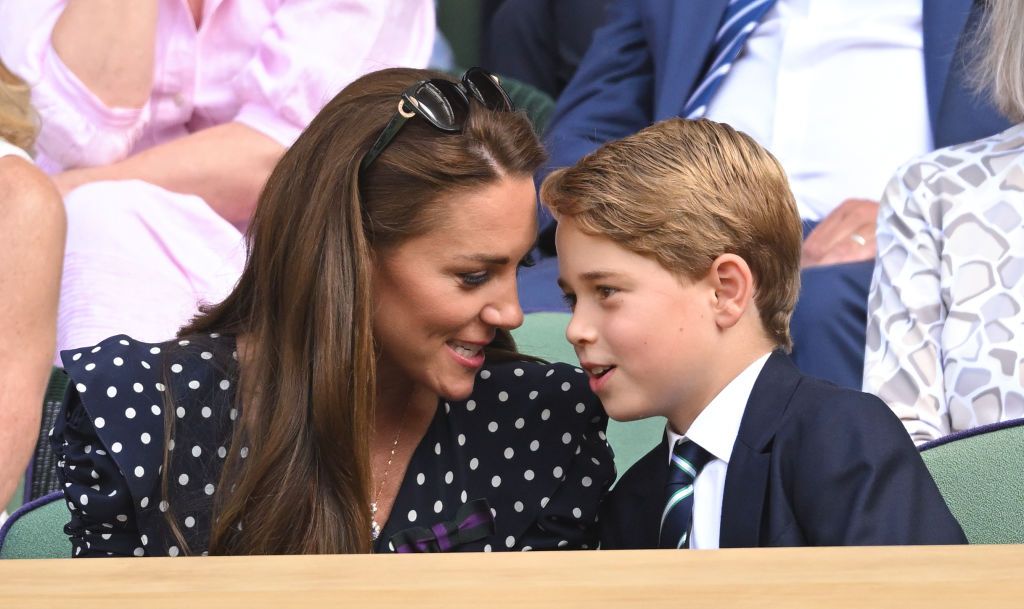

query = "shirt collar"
[665, 352, 772, 464]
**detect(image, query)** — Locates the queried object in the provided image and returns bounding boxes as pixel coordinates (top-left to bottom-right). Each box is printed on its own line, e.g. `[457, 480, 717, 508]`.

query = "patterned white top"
[865, 123, 1024, 444]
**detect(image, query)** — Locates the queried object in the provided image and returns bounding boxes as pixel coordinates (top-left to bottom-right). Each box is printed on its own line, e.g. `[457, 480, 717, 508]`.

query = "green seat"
[920, 420, 1024, 544]
[512, 313, 664, 479]
[0, 492, 71, 559]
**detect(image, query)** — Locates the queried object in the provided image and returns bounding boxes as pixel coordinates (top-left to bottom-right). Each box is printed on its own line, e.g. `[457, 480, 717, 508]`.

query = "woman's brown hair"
[163, 68, 546, 555]
[0, 60, 37, 153]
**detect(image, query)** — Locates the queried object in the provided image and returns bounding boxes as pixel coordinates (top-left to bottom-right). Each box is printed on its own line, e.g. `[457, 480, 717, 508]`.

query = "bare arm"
[0, 158, 65, 510]
[52, 122, 285, 225]
[51, 0, 159, 108]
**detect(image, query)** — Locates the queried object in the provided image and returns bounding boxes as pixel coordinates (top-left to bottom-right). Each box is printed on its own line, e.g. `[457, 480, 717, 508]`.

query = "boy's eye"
[596, 286, 619, 299]
[561, 292, 577, 311]
[460, 271, 490, 287]
[517, 252, 536, 270]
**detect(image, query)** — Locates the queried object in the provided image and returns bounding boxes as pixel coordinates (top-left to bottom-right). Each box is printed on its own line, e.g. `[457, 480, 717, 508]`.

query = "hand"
[801, 198, 879, 269]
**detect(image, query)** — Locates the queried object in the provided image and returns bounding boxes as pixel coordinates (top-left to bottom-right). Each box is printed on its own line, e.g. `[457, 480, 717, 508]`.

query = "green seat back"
[437, 0, 481, 69]
[512, 313, 664, 479]
[0, 493, 71, 559]
[920, 421, 1024, 544]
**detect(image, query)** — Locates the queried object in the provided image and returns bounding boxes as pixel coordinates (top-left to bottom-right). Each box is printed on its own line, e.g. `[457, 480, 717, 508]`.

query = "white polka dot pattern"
[53, 335, 615, 557]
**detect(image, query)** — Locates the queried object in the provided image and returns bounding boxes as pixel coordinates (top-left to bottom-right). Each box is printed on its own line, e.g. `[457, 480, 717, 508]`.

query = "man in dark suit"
[544, 117, 965, 550]
[527, 0, 1010, 391]
[602, 351, 966, 548]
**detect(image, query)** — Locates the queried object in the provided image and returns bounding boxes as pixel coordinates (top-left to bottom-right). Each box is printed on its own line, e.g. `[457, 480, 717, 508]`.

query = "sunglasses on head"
[359, 67, 515, 173]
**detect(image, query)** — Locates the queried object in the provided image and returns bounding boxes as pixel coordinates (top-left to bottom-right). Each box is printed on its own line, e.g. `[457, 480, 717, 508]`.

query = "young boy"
[542, 118, 965, 548]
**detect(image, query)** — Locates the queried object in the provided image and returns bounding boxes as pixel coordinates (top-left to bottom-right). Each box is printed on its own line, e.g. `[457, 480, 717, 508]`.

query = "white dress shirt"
[705, 0, 931, 220]
[666, 352, 771, 549]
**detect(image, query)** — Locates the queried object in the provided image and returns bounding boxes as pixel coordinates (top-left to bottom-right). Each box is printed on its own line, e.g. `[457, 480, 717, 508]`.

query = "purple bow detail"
[389, 498, 495, 553]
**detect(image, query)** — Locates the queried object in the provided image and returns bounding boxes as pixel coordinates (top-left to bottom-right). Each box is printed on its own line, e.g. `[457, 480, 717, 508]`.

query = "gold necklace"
[370, 411, 407, 542]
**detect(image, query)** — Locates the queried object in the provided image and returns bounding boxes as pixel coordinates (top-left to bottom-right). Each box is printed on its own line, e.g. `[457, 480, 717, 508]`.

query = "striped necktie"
[659, 439, 715, 549]
[682, 0, 778, 119]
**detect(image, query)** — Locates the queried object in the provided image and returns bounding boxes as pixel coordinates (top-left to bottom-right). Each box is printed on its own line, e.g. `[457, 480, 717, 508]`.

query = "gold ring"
[850, 233, 867, 246]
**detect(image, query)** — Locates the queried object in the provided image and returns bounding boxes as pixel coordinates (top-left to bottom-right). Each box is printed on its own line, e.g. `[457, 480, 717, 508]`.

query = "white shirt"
[666, 352, 771, 549]
[0, 138, 31, 163]
[705, 0, 931, 220]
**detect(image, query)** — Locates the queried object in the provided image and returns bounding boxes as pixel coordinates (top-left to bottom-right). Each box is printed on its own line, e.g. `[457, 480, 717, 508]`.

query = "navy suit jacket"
[600, 352, 966, 548]
[542, 0, 1010, 199]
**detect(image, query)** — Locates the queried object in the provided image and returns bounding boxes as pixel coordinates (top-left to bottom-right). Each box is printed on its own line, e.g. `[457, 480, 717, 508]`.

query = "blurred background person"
[532, 0, 1010, 391]
[0, 0, 435, 356]
[865, 0, 1024, 444]
[481, 0, 609, 99]
[0, 60, 64, 519]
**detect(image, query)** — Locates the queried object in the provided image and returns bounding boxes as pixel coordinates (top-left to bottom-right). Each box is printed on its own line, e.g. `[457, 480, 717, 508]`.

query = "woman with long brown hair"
[0, 61, 65, 519]
[50, 67, 613, 555]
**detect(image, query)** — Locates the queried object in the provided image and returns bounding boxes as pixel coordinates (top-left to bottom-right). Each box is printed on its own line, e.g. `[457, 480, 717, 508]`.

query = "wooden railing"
[1, 544, 1022, 608]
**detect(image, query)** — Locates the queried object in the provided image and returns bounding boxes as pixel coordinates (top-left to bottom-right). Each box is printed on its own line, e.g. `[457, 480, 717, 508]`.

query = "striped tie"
[659, 439, 714, 549]
[682, 0, 778, 119]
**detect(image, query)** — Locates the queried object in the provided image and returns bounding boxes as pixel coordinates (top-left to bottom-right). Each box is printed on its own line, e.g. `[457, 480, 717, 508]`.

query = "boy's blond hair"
[542, 118, 802, 351]
[0, 60, 37, 153]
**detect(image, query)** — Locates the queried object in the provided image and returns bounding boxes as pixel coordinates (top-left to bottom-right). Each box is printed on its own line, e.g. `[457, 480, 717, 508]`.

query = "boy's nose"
[565, 311, 595, 346]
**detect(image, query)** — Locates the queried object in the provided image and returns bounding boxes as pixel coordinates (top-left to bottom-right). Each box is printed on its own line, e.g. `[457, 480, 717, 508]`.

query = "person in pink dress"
[0, 0, 435, 356]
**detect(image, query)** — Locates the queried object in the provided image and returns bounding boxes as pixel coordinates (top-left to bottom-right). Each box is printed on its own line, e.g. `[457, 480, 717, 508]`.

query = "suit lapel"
[719, 351, 801, 548]
[922, 0, 976, 130]
[653, 0, 729, 120]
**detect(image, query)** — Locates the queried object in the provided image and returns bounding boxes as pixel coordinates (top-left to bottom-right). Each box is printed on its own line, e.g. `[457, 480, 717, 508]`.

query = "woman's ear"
[708, 253, 754, 329]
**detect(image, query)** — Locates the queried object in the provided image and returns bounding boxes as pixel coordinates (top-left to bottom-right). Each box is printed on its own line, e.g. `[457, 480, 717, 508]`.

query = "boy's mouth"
[586, 365, 616, 378]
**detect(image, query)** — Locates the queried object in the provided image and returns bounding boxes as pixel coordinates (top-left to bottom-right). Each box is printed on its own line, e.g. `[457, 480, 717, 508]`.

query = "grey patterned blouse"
[865, 123, 1024, 444]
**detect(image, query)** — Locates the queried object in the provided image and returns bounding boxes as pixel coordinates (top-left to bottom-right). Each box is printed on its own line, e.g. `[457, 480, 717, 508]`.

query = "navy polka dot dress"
[52, 334, 615, 556]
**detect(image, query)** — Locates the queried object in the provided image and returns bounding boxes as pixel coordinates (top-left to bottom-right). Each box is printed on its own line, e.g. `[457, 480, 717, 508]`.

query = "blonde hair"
[541, 118, 802, 351]
[976, 0, 1024, 122]
[0, 60, 37, 153]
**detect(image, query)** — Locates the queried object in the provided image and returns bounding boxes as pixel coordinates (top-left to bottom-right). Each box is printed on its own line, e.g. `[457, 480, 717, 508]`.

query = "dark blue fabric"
[600, 352, 967, 549]
[481, 0, 609, 99]
[791, 258, 875, 390]
[517, 254, 568, 314]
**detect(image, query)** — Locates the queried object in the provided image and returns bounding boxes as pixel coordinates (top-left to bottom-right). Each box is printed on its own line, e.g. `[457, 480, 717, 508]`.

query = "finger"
[818, 226, 878, 266]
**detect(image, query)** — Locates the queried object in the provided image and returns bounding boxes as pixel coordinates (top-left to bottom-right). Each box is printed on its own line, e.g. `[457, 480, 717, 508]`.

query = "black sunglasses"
[359, 67, 515, 173]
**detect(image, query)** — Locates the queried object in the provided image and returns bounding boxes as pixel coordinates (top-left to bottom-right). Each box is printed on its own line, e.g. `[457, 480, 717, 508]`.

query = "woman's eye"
[460, 272, 490, 287]
[597, 286, 618, 299]
[517, 252, 536, 269]
[561, 292, 577, 311]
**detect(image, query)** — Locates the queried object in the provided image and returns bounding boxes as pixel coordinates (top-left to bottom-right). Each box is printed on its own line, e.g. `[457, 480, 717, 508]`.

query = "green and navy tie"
[659, 439, 714, 549]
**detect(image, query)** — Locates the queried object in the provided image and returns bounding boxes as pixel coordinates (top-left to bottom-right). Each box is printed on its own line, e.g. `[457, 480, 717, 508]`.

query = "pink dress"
[0, 0, 434, 357]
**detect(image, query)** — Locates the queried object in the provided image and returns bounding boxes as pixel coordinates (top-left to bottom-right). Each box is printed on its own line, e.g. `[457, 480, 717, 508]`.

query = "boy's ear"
[708, 254, 754, 329]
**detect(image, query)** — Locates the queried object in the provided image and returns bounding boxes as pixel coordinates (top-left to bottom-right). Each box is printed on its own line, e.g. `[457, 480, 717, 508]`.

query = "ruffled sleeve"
[52, 335, 170, 557]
